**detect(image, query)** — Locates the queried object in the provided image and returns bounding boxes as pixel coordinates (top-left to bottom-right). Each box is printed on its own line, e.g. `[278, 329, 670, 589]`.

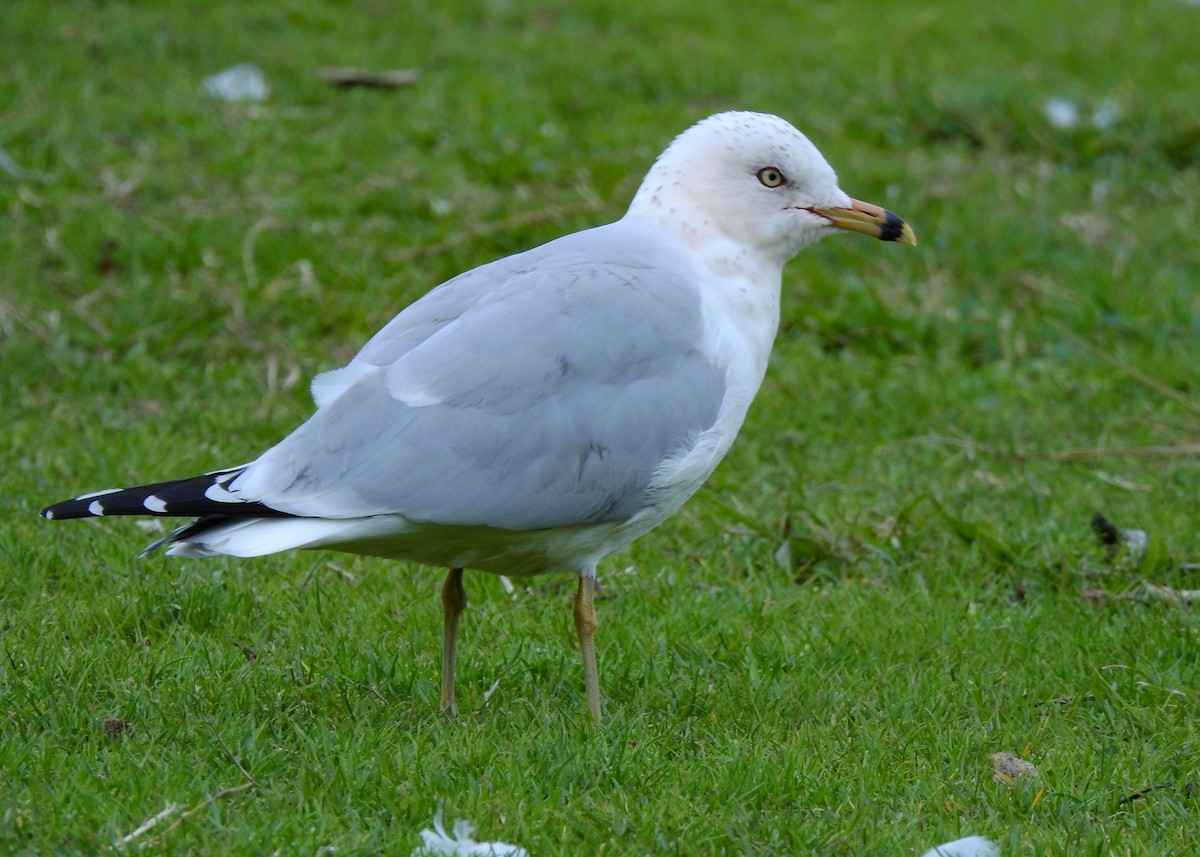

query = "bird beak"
[810, 198, 917, 245]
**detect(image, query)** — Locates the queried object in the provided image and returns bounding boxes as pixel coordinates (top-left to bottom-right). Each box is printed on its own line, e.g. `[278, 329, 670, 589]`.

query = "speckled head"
[626, 111, 914, 265]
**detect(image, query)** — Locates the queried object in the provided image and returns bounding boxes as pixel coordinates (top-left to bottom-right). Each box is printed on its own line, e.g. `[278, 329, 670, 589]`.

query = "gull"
[41, 111, 914, 722]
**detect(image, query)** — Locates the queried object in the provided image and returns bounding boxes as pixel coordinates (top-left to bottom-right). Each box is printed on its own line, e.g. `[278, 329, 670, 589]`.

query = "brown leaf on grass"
[228, 639, 259, 663]
[104, 718, 133, 741]
[990, 752, 1038, 785]
[1084, 582, 1200, 607]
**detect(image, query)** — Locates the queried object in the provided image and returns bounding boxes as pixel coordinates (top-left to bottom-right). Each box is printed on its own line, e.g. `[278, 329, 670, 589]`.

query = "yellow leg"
[440, 568, 467, 718]
[574, 575, 601, 722]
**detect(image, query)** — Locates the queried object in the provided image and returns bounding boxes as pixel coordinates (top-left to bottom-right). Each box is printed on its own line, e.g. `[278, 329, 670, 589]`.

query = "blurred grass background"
[3, 0, 1200, 853]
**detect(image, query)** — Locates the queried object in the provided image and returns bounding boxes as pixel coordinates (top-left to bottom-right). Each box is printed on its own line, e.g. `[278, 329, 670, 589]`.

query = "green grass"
[3, 0, 1200, 853]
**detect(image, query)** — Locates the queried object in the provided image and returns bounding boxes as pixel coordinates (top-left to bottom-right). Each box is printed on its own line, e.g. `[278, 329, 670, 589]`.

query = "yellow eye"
[757, 167, 786, 188]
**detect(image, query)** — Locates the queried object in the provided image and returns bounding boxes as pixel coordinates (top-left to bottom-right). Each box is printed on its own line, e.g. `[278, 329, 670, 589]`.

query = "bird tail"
[37, 464, 393, 559]
[40, 465, 303, 556]
[38, 465, 288, 521]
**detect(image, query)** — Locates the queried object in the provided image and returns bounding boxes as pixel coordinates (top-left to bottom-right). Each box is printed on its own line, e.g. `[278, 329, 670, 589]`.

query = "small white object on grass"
[1119, 527, 1148, 556]
[411, 813, 527, 857]
[202, 64, 269, 102]
[41, 111, 914, 722]
[1043, 98, 1079, 129]
[920, 836, 999, 857]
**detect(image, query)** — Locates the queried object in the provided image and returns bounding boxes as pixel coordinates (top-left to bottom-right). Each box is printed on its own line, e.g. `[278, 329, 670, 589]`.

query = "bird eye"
[757, 167, 786, 188]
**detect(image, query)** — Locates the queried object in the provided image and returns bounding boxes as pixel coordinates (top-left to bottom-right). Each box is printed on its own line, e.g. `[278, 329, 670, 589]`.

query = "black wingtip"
[41, 498, 95, 521]
[39, 470, 295, 524]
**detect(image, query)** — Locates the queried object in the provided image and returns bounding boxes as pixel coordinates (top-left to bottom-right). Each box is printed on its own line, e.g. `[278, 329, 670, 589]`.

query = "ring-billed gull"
[42, 111, 914, 721]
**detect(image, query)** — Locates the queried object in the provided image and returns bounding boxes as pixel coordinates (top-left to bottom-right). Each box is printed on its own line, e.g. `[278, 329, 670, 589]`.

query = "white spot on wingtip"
[44, 510, 55, 520]
[204, 482, 242, 503]
[144, 494, 168, 513]
[88, 500, 105, 516]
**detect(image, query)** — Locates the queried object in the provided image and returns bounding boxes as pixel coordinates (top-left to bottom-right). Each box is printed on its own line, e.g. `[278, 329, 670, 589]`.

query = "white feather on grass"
[411, 812, 527, 857]
[920, 835, 999, 857]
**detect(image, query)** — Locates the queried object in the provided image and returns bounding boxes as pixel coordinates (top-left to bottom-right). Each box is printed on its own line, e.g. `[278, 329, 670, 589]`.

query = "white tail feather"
[165, 517, 383, 558]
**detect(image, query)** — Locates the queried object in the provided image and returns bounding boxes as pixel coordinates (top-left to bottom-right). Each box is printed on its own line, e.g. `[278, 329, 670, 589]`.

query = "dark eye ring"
[757, 167, 786, 188]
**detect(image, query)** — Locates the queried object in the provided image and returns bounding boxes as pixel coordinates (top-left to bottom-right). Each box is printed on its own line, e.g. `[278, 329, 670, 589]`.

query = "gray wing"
[232, 225, 728, 530]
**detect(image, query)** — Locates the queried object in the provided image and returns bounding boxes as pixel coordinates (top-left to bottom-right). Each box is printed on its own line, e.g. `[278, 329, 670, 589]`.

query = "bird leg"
[439, 567, 467, 718]
[574, 575, 601, 722]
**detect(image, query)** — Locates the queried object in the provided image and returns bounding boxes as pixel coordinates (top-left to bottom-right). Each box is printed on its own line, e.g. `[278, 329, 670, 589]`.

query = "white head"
[626, 111, 914, 266]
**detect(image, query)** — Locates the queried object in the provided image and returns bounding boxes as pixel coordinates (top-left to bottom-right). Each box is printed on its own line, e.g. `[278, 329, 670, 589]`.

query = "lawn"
[3, 0, 1200, 853]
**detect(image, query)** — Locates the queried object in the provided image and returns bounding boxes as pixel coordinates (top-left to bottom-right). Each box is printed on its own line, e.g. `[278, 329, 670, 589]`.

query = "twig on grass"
[1048, 444, 1200, 461]
[890, 432, 1200, 463]
[115, 803, 181, 849]
[360, 682, 389, 705]
[1141, 582, 1200, 605]
[482, 678, 503, 706]
[241, 216, 280, 294]
[116, 763, 258, 850]
[199, 714, 260, 788]
[152, 781, 257, 842]
[1081, 582, 1200, 606]
[113, 714, 264, 847]
[877, 426, 994, 460]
